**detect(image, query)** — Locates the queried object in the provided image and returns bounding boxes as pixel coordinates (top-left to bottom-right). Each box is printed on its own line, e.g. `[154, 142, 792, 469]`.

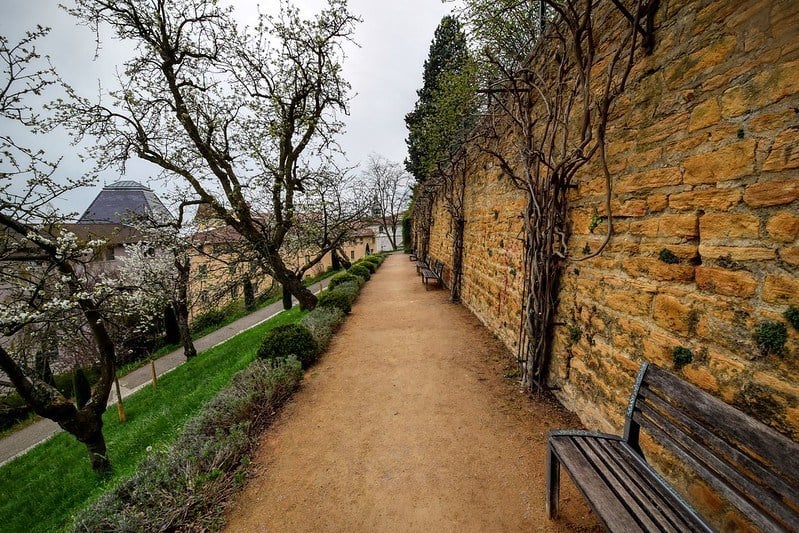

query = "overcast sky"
[1, 0, 456, 217]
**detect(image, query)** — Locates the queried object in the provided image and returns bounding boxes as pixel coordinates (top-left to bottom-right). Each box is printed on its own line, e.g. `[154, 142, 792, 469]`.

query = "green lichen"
[672, 346, 693, 368]
[658, 248, 681, 264]
[784, 306, 799, 331]
[755, 321, 788, 357]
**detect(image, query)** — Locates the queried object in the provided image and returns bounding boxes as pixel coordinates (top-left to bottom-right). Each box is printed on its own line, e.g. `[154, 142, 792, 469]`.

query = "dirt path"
[225, 254, 599, 532]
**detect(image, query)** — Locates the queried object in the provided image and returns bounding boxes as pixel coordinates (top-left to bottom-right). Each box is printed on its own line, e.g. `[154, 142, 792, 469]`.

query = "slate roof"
[78, 180, 173, 224]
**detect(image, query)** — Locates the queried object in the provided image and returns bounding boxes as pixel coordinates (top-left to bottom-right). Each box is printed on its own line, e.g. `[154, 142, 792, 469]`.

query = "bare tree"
[0, 27, 125, 473]
[364, 154, 411, 251]
[58, 0, 360, 310]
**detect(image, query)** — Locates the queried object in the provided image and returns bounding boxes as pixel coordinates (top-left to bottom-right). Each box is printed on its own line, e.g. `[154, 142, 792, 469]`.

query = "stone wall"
[419, 0, 798, 525]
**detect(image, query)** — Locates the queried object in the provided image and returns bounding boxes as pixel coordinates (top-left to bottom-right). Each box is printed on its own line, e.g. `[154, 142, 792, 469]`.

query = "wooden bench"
[547, 362, 799, 532]
[421, 259, 443, 290]
[415, 255, 429, 275]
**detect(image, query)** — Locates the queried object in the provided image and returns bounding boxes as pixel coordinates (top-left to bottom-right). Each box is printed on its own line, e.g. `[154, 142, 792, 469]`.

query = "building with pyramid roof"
[78, 180, 172, 224]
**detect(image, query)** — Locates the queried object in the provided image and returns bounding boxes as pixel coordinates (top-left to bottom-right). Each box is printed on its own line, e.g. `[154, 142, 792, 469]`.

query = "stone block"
[605, 289, 654, 317]
[683, 140, 756, 185]
[700, 213, 760, 240]
[659, 213, 700, 238]
[688, 98, 721, 132]
[653, 294, 693, 334]
[622, 257, 695, 282]
[616, 167, 682, 193]
[743, 179, 799, 207]
[763, 274, 799, 305]
[780, 247, 799, 266]
[698, 245, 776, 261]
[630, 218, 660, 237]
[695, 267, 758, 298]
[721, 59, 799, 118]
[647, 194, 669, 212]
[766, 212, 799, 243]
[669, 188, 742, 211]
[763, 128, 799, 172]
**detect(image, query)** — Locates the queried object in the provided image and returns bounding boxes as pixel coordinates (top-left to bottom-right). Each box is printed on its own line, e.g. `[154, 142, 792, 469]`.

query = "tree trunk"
[243, 277, 255, 310]
[336, 247, 352, 269]
[331, 249, 341, 270]
[451, 217, 465, 302]
[174, 255, 196, 359]
[59, 408, 111, 474]
[282, 285, 293, 310]
[174, 300, 196, 359]
[163, 305, 180, 345]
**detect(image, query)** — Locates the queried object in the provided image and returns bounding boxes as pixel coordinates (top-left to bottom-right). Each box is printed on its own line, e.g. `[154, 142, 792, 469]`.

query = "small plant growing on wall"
[754, 321, 788, 358]
[784, 306, 799, 331]
[672, 346, 693, 369]
[658, 248, 681, 264]
[567, 325, 583, 346]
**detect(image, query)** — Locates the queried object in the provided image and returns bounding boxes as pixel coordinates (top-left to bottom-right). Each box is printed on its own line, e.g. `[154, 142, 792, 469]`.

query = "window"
[230, 284, 238, 299]
[198, 264, 208, 279]
[350, 250, 355, 259]
[305, 254, 310, 264]
[106, 247, 115, 261]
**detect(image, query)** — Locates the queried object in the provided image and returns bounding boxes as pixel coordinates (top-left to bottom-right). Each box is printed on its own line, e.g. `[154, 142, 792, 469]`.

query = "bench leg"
[546, 443, 560, 519]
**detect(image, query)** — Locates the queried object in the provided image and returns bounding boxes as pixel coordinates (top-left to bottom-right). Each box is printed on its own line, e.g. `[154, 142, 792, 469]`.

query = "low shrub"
[317, 289, 353, 315]
[354, 259, 376, 273]
[348, 264, 370, 281]
[257, 324, 318, 368]
[71, 357, 303, 532]
[328, 272, 362, 289]
[300, 307, 345, 350]
[190, 306, 228, 334]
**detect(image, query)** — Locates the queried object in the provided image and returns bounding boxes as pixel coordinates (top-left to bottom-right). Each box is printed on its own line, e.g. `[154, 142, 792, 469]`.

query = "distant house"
[69, 180, 173, 265]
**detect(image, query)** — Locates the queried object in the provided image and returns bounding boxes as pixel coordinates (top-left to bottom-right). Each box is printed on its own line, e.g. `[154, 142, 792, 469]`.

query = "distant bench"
[421, 259, 443, 290]
[547, 362, 799, 532]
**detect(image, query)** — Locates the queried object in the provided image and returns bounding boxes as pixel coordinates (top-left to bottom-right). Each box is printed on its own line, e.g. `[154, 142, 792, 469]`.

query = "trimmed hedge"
[328, 272, 363, 289]
[347, 264, 370, 281]
[354, 259, 377, 273]
[300, 307, 345, 350]
[68, 251, 386, 531]
[71, 357, 303, 532]
[318, 289, 352, 315]
[257, 324, 318, 368]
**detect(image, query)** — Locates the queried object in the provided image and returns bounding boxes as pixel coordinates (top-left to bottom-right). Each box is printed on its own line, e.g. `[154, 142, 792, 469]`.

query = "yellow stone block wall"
[419, 2, 798, 522]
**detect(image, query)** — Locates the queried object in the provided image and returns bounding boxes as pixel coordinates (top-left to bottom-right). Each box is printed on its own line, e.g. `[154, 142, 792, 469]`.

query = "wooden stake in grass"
[150, 359, 158, 388]
[114, 374, 127, 423]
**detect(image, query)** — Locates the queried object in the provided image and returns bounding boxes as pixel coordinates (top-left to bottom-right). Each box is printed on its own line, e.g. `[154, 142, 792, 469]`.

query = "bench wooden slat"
[635, 406, 798, 532]
[577, 437, 672, 531]
[615, 444, 712, 532]
[644, 366, 799, 487]
[638, 386, 799, 515]
[551, 435, 649, 532]
[583, 437, 702, 531]
[549, 363, 799, 532]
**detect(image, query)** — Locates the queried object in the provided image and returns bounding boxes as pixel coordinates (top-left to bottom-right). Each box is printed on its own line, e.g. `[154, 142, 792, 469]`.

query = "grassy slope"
[0, 307, 306, 533]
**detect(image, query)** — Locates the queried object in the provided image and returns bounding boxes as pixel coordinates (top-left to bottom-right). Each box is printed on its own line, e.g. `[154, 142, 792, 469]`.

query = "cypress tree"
[405, 16, 470, 183]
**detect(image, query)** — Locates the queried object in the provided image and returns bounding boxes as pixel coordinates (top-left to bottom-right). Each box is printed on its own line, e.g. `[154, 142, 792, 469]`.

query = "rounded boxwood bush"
[317, 289, 352, 314]
[257, 324, 318, 368]
[348, 264, 371, 281]
[354, 259, 376, 273]
[328, 272, 362, 289]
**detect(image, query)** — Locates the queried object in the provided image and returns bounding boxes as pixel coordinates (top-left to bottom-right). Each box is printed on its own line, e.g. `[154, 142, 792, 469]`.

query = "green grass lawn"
[0, 307, 307, 533]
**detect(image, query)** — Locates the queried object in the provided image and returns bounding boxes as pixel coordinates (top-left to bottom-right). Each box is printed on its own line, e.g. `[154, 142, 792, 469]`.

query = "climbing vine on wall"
[462, 0, 658, 391]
